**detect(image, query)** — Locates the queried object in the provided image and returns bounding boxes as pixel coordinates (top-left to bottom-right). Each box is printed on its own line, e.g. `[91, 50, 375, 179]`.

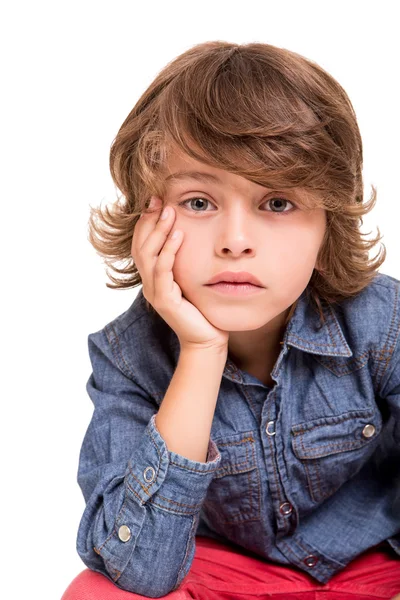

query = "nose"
[215, 206, 256, 257]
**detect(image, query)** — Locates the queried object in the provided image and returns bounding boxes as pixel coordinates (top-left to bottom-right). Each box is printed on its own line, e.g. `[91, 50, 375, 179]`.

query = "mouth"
[206, 271, 264, 287]
[206, 282, 261, 286]
[206, 282, 265, 296]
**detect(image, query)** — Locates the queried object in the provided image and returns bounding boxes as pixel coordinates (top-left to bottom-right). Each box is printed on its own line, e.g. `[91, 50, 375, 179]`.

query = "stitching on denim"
[280, 539, 301, 561]
[240, 385, 258, 415]
[292, 411, 374, 434]
[105, 323, 136, 380]
[148, 498, 202, 514]
[175, 514, 198, 588]
[266, 387, 284, 507]
[289, 334, 343, 351]
[299, 431, 319, 503]
[294, 439, 370, 458]
[213, 436, 256, 477]
[169, 459, 219, 474]
[313, 459, 330, 501]
[201, 437, 261, 524]
[95, 495, 130, 554]
[250, 434, 261, 518]
[310, 455, 337, 502]
[152, 415, 219, 474]
[126, 480, 144, 502]
[377, 283, 400, 390]
[315, 351, 369, 376]
[213, 437, 261, 522]
[218, 435, 255, 447]
[127, 423, 163, 492]
[151, 493, 202, 509]
[377, 282, 399, 361]
[279, 540, 331, 580]
[128, 471, 154, 496]
[111, 568, 122, 582]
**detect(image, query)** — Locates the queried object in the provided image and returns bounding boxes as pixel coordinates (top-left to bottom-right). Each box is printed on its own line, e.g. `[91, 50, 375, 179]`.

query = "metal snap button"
[143, 467, 156, 483]
[118, 525, 131, 542]
[362, 424, 376, 439]
[304, 555, 318, 568]
[266, 421, 276, 436]
[279, 502, 293, 516]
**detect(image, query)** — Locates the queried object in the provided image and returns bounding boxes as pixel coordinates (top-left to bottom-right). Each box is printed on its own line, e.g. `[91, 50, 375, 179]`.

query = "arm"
[77, 330, 224, 597]
[155, 344, 228, 462]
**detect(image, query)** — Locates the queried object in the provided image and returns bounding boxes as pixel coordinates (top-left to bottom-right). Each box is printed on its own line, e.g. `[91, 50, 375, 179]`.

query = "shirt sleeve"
[377, 307, 400, 557]
[76, 328, 222, 597]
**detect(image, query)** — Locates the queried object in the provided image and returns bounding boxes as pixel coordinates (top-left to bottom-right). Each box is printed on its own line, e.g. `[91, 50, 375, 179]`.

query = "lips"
[206, 271, 264, 287]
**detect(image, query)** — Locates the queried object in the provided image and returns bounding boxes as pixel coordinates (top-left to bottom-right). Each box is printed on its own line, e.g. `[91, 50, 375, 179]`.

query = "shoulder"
[338, 272, 400, 392]
[339, 271, 400, 329]
[87, 288, 180, 401]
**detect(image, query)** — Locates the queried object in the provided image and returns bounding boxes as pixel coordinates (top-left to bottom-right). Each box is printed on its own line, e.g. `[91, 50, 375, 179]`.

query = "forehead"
[162, 147, 271, 191]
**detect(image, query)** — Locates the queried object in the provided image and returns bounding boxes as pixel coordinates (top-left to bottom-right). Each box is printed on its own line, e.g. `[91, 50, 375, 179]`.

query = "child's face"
[161, 146, 327, 334]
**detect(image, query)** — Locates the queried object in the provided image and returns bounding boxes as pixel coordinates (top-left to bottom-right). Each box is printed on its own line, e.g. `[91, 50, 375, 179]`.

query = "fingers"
[131, 195, 183, 301]
[153, 225, 182, 299]
[141, 198, 176, 259]
[131, 196, 164, 257]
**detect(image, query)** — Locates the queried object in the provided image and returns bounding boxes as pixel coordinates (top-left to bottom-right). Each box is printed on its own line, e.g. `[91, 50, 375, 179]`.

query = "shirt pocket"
[291, 408, 382, 504]
[202, 431, 261, 525]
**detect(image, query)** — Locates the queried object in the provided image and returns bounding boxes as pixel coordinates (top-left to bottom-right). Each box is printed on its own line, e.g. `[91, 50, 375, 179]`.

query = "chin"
[200, 306, 274, 332]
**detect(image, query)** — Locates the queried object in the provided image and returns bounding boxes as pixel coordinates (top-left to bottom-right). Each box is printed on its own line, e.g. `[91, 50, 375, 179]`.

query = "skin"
[158, 146, 327, 386]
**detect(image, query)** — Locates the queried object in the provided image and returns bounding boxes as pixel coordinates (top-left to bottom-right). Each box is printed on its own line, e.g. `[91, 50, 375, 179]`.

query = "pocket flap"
[291, 409, 380, 460]
[213, 431, 257, 479]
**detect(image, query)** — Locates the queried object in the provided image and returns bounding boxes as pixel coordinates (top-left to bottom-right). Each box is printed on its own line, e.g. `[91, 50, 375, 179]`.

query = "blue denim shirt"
[76, 271, 400, 596]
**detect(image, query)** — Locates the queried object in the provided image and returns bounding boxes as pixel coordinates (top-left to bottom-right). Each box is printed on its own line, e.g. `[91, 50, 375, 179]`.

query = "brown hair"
[88, 40, 386, 327]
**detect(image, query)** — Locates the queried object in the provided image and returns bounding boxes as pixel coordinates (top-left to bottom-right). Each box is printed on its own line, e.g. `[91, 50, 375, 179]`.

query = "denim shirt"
[76, 271, 400, 597]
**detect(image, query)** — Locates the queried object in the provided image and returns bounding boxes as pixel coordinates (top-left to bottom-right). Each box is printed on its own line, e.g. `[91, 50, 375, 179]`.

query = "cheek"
[171, 236, 204, 285]
[268, 231, 321, 280]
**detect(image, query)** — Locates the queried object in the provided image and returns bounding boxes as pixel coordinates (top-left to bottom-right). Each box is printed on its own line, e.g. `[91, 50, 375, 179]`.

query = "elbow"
[115, 559, 186, 598]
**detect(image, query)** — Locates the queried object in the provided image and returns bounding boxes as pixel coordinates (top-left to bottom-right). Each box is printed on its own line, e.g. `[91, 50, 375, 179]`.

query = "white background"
[1, 1, 399, 598]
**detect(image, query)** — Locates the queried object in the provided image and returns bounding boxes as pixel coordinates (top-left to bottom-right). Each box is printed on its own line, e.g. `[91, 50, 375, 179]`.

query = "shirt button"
[143, 467, 156, 483]
[118, 525, 131, 542]
[362, 424, 375, 438]
[304, 555, 318, 568]
[266, 421, 276, 436]
[279, 502, 293, 516]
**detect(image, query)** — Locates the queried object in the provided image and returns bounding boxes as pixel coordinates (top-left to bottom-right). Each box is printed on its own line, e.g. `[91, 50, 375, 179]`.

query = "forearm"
[155, 345, 227, 462]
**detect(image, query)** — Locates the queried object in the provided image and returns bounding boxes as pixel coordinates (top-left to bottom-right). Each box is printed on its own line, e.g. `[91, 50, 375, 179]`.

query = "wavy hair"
[88, 40, 386, 326]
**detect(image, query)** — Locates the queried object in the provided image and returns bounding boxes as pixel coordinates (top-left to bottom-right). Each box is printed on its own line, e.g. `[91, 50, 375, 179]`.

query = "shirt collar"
[284, 287, 353, 358]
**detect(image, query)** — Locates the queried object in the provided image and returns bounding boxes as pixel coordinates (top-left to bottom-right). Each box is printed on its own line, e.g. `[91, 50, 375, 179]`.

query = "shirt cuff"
[125, 414, 221, 512]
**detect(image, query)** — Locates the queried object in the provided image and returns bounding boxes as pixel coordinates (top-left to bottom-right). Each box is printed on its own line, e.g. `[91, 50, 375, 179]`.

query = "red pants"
[62, 536, 400, 599]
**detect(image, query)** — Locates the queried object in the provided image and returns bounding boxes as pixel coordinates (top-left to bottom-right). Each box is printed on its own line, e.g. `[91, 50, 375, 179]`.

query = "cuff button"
[118, 525, 131, 543]
[144, 467, 156, 483]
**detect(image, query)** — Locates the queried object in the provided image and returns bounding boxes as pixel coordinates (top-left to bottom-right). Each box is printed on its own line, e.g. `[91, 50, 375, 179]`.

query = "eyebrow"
[163, 169, 298, 198]
[164, 170, 223, 184]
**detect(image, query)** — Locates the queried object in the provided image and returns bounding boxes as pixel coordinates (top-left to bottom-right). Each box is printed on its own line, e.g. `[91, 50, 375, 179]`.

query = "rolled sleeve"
[126, 414, 221, 511]
[76, 328, 221, 596]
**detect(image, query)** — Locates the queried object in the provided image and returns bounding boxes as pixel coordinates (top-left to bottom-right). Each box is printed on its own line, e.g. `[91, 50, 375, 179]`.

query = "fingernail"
[160, 207, 169, 220]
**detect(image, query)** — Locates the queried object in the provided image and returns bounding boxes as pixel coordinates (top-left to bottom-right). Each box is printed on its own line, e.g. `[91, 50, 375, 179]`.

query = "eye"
[177, 196, 296, 215]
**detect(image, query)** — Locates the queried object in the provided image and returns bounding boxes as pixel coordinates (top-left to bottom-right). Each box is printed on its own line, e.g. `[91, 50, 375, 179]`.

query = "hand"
[131, 196, 230, 352]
